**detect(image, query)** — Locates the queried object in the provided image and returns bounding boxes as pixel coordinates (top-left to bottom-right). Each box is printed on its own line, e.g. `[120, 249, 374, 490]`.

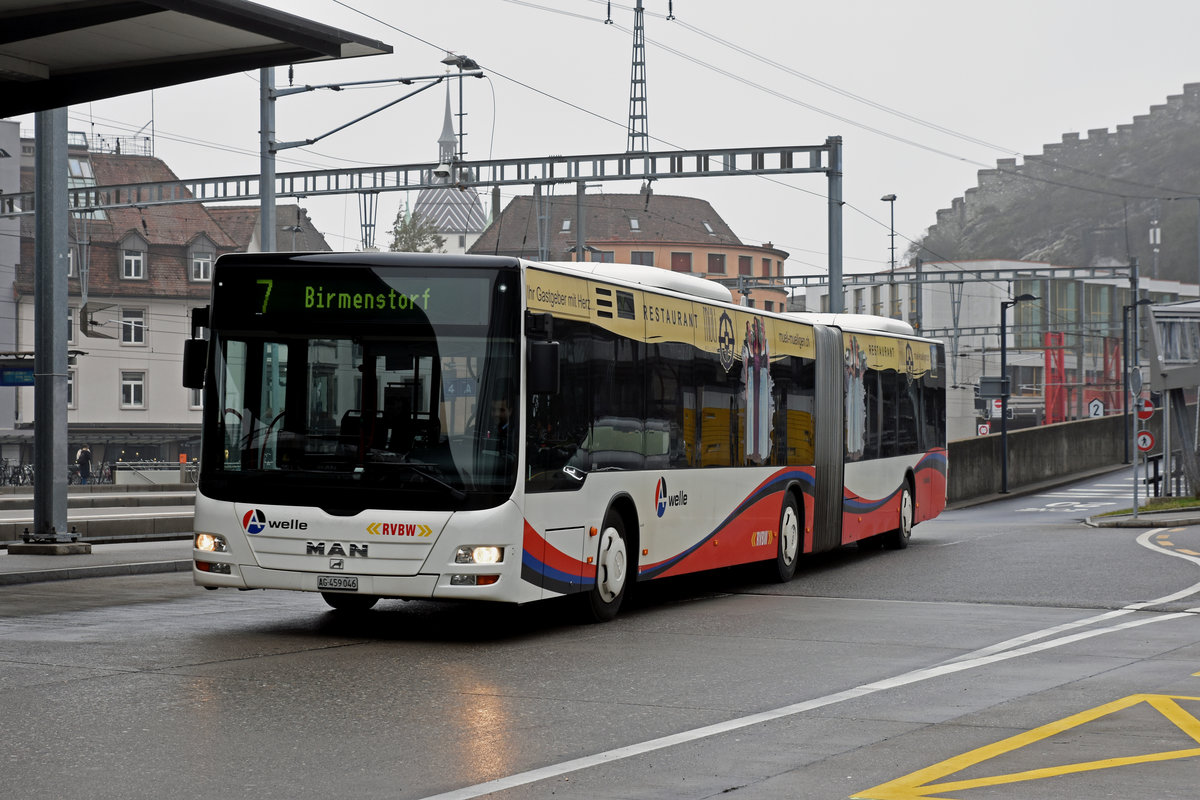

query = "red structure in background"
[1044, 332, 1067, 424]
[1102, 336, 1122, 412]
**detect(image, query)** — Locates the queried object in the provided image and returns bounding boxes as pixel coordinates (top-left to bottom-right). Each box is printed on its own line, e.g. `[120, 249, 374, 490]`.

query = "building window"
[871, 285, 882, 316]
[190, 387, 203, 409]
[561, 219, 571, 232]
[123, 249, 145, 279]
[458, 234, 467, 249]
[630, 251, 654, 266]
[629, 218, 640, 231]
[67, 369, 76, 409]
[121, 308, 146, 345]
[591, 250, 615, 263]
[671, 252, 692, 272]
[191, 252, 213, 282]
[764, 301, 774, 312]
[66, 246, 76, 277]
[703, 221, 715, 234]
[707, 253, 726, 274]
[121, 371, 146, 409]
[66, 307, 75, 345]
[762, 257, 771, 277]
[739, 255, 752, 275]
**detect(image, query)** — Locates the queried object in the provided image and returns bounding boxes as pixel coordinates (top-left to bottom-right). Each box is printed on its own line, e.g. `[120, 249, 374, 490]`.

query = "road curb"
[0, 559, 192, 586]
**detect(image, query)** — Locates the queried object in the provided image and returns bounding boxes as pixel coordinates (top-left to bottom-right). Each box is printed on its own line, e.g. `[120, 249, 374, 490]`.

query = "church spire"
[438, 83, 457, 168]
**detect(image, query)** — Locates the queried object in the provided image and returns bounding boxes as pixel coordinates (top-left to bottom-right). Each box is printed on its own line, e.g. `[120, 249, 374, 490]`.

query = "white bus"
[184, 252, 946, 621]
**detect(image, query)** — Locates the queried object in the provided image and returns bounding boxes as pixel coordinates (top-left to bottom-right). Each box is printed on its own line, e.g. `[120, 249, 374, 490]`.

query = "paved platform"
[0, 539, 192, 586]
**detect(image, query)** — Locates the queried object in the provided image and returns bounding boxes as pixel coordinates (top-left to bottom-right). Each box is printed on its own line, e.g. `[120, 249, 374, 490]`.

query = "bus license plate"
[317, 575, 359, 591]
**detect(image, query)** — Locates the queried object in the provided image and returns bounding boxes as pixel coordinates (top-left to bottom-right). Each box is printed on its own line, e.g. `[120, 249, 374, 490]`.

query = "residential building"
[470, 193, 789, 311]
[12, 132, 330, 467]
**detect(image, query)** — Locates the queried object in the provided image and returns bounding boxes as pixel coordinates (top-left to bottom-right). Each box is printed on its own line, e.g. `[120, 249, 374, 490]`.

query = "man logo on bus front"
[242, 509, 267, 535]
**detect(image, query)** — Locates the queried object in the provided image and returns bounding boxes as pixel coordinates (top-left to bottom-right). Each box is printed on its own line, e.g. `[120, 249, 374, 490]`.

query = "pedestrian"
[76, 443, 92, 485]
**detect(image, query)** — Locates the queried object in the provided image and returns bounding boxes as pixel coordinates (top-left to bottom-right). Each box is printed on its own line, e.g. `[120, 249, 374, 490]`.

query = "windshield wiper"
[359, 462, 467, 501]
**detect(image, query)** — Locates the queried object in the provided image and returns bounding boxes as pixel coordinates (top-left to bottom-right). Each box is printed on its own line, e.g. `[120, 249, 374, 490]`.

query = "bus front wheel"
[583, 512, 629, 623]
[772, 493, 800, 582]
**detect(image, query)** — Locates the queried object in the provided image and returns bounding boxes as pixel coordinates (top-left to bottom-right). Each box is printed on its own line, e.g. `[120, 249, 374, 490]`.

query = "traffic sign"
[1129, 368, 1143, 397]
[1136, 397, 1154, 421]
[977, 423, 990, 436]
[1136, 430, 1155, 451]
[1088, 398, 1104, 417]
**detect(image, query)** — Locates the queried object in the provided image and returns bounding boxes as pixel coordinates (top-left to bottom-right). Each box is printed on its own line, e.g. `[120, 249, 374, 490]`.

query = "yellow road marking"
[853, 695, 1200, 800]
[1177, 549, 1200, 556]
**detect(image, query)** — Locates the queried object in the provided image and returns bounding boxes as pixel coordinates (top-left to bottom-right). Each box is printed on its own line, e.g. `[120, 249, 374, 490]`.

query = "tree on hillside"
[388, 207, 445, 253]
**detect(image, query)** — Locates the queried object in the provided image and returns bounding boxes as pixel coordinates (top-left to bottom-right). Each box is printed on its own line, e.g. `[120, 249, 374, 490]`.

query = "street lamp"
[1121, 297, 1154, 464]
[880, 194, 897, 279]
[1000, 293, 1038, 493]
[441, 52, 482, 163]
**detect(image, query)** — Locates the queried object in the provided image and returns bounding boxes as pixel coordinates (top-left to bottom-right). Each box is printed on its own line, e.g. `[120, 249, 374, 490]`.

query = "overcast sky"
[15, 0, 1200, 275]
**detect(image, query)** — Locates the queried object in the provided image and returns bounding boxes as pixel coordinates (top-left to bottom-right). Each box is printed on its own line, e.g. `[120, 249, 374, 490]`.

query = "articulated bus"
[184, 252, 946, 621]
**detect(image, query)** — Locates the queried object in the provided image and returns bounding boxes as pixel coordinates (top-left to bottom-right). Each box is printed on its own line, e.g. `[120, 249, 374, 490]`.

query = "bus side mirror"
[528, 340, 559, 395]
[182, 338, 207, 389]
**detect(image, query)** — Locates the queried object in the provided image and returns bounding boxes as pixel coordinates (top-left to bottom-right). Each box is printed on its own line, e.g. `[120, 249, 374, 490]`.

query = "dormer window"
[188, 235, 216, 282]
[629, 218, 640, 231]
[119, 232, 149, 280]
[561, 219, 571, 232]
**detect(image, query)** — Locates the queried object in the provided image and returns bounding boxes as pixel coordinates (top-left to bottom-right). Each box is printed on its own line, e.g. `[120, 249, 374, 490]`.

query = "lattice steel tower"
[626, 0, 649, 153]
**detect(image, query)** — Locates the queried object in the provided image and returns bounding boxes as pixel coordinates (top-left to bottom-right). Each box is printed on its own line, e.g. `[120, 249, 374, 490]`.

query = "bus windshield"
[198, 263, 519, 512]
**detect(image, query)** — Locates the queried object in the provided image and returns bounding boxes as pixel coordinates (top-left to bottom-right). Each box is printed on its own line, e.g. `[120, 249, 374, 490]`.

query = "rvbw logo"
[654, 477, 687, 518]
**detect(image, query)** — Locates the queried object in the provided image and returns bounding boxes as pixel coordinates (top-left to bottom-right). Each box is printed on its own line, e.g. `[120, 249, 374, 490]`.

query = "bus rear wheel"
[883, 485, 914, 550]
[583, 511, 629, 623]
[771, 493, 800, 582]
[321, 592, 379, 612]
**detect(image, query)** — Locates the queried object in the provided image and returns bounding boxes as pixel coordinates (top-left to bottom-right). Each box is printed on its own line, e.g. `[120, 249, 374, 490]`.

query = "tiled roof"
[470, 193, 741, 257]
[209, 204, 333, 251]
[411, 179, 489, 234]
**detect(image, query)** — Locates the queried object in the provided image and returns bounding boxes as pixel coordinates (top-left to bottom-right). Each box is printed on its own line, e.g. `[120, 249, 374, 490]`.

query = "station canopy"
[0, 0, 391, 117]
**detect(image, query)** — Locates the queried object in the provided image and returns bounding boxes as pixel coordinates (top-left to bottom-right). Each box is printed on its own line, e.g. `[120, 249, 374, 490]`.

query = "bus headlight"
[455, 545, 503, 565]
[195, 532, 228, 553]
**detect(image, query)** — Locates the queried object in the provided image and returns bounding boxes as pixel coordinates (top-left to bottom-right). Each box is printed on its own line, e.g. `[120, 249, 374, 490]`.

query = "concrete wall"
[948, 413, 1169, 503]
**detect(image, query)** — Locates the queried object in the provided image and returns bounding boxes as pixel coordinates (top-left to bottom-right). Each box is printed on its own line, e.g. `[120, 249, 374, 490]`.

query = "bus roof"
[785, 312, 916, 337]
[536, 260, 735, 304]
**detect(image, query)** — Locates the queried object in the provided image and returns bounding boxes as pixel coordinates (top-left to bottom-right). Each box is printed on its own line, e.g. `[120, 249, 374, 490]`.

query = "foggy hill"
[912, 82, 1200, 284]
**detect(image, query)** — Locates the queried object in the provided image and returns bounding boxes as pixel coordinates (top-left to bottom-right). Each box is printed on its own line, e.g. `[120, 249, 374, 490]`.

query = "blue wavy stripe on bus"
[638, 467, 814, 581]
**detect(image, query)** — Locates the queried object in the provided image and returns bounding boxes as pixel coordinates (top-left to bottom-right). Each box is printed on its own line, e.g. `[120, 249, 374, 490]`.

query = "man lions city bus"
[183, 252, 946, 621]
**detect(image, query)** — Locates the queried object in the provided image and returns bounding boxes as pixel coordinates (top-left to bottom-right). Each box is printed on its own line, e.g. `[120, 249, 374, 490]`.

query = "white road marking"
[417, 527, 1200, 800]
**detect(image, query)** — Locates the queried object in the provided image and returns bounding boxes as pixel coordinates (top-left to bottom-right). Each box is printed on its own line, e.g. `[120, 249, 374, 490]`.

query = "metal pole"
[1163, 392, 1172, 496]
[575, 181, 584, 260]
[914, 257, 923, 330]
[1000, 300, 1010, 493]
[32, 108, 70, 542]
[1122, 306, 1130, 465]
[827, 136, 844, 313]
[259, 67, 276, 252]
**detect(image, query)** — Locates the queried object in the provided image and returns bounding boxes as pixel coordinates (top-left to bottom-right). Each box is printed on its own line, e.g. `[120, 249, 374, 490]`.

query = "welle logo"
[654, 477, 688, 518]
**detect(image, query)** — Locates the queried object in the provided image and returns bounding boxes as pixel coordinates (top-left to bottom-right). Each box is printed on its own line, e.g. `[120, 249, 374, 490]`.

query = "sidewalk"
[0, 539, 192, 586]
[1086, 508, 1200, 528]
